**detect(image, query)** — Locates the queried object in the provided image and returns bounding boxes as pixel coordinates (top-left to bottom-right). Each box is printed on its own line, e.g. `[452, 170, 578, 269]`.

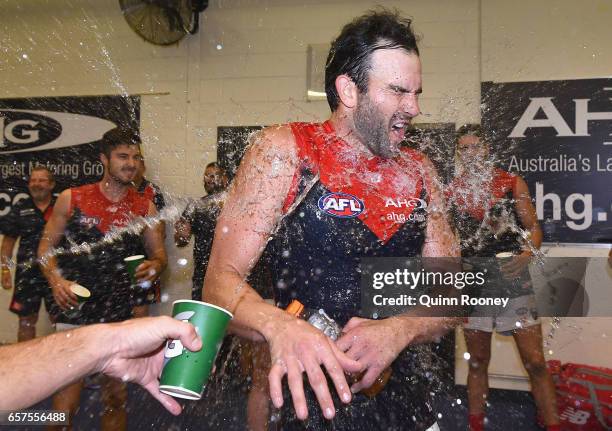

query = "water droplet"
[216, 44, 223, 50]
[177, 258, 188, 266]
[463, 352, 471, 360]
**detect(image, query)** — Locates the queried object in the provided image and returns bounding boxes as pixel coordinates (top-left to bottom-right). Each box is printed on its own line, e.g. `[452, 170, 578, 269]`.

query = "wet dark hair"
[205, 161, 219, 170]
[100, 128, 141, 158]
[324, 8, 420, 111]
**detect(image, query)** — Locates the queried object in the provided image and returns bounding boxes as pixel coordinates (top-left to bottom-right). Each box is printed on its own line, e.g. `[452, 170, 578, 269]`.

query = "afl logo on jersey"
[79, 215, 100, 228]
[317, 192, 364, 218]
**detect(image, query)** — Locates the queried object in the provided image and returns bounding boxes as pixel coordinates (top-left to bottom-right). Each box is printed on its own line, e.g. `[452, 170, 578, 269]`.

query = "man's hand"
[99, 316, 202, 416]
[135, 260, 163, 283]
[500, 252, 531, 279]
[1, 270, 12, 290]
[336, 317, 408, 393]
[174, 218, 192, 247]
[266, 317, 362, 421]
[50, 277, 78, 310]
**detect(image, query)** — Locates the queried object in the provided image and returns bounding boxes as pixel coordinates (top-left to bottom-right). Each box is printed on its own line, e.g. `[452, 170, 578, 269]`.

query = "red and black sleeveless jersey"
[267, 121, 430, 322]
[56, 183, 150, 324]
[266, 123, 438, 427]
[446, 168, 524, 256]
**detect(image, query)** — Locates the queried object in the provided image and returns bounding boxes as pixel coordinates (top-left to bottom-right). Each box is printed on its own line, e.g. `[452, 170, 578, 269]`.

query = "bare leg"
[464, 329, 493, 415]
[512, 325, 559, 426]
[49, 380, 83, 431]
[101, 376, 127, 431]
[18, 313, 38, 342]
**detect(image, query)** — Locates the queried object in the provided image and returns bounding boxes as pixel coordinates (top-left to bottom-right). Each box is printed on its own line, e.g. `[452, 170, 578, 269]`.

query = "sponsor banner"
[482, 78, 612, 244]
[0, 95, 139, 218]
[360, 257, 610, 318]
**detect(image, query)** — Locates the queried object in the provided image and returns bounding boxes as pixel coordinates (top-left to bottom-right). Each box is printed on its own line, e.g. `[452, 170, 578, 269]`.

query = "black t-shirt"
[181, 193, 221, 290]
[0, 195, 55, 264]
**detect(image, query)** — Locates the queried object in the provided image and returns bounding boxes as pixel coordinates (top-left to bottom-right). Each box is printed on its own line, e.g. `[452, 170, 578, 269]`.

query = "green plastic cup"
[124, 255, 145, 286]
[159, 300, 233, 400]
[64, 284, 91, 319]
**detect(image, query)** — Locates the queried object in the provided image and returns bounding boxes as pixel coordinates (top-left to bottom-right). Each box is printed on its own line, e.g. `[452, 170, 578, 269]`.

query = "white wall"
[0, 0, 479, 341]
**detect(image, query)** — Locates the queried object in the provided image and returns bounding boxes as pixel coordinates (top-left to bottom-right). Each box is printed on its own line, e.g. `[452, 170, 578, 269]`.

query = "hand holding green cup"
[64, 284, 91, 319]
[124, 255, 145, 287]
[159, 300, 232, 400]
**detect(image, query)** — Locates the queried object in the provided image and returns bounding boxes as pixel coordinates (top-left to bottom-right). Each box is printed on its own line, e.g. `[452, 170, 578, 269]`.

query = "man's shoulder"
[69, 182, 97, 195]
[239, 124, 300, 170]
[257, 124, 297, 148]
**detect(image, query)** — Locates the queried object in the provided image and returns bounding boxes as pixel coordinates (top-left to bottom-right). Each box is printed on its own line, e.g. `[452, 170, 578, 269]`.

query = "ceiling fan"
[119, 0, 209, 45]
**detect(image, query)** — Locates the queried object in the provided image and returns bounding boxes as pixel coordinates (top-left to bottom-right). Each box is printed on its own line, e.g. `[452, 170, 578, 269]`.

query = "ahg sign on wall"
[482, 78, 612, 244]
[0, 95, 139, 218]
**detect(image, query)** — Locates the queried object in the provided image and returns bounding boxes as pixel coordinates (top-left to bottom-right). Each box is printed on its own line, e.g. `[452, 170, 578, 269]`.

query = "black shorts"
[9, 266, 56, 318]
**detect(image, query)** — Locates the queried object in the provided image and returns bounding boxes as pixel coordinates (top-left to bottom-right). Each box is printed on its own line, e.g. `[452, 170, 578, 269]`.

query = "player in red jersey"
[446, 124, 559, 431]
[38, 128, 167, 431]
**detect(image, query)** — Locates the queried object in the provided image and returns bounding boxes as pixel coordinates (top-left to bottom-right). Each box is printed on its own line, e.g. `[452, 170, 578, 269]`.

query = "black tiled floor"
[4, 384, 545, 430]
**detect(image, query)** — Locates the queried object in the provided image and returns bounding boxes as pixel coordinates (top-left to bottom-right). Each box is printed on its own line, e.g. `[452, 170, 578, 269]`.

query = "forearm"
[38, 242, 63, 284]
[149, 248, 168, 272]
[525, 224, 542, 252]
[0, 324, 113, 410]
[392, 315, 460, 347]
[204, 270, 289, 343]
[174, 220, 191, 247]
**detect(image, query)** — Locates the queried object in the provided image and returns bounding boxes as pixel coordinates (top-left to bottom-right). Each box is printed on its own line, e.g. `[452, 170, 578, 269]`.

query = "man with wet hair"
[205, 9, 459, 430]
[38, 127, 167, 431]
[174, 161, 229, 300]
[1, 166, 58, 342]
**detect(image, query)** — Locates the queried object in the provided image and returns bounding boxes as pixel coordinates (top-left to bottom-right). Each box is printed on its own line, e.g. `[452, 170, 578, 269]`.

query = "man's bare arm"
[174, 217, 192, 247]
[204, 126, 299, 336]
[204, 126, 360, 420]
[38, 189, 77, 308]
[513, 176, 542, 250]
[137, 202, 168, 282]
[0, 317, 201, 414]
[1, 235, 17, 289]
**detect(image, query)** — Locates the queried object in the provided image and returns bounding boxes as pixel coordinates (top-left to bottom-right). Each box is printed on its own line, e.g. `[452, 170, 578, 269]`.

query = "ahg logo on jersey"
[317, 192, 364, 218]
[385, 197, 427, 224]
[384, 197, 427, 209]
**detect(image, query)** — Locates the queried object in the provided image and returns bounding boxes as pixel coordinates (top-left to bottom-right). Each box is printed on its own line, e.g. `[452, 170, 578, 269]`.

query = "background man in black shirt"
[174, 161, 228, 300]
[1, 166, 57, 342]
